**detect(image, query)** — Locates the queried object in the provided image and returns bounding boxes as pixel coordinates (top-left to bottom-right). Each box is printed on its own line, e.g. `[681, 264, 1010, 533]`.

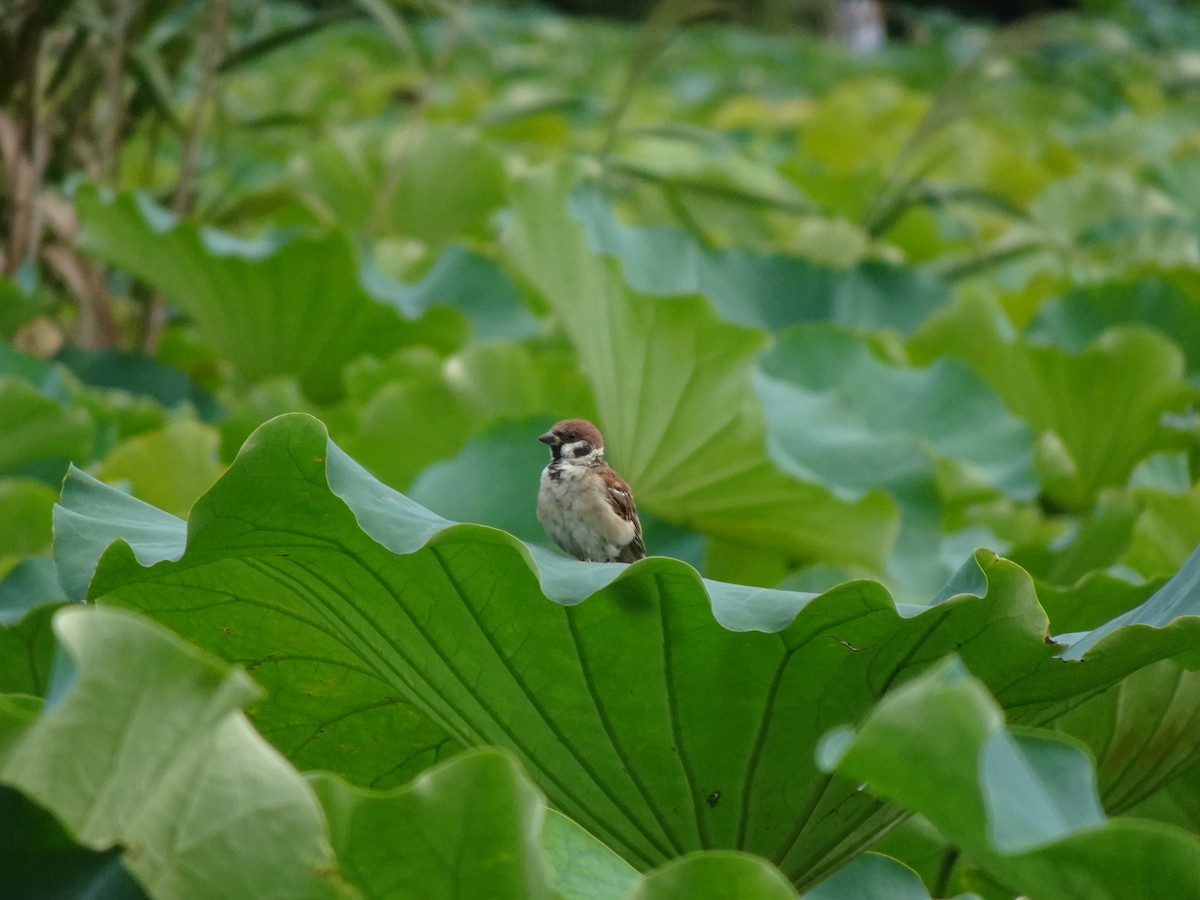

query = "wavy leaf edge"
[67, 411, 1200, 662]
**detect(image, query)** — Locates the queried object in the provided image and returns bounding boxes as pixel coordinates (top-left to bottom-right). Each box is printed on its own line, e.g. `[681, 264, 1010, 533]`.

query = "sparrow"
[536, 418, 646, 563]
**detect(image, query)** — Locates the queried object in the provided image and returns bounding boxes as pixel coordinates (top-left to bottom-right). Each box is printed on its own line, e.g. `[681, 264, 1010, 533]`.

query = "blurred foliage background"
[5, 1, 1200, 897]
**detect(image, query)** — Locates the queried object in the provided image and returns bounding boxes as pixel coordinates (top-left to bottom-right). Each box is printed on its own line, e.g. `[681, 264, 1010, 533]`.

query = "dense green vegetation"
[3, 1, 1200, 897]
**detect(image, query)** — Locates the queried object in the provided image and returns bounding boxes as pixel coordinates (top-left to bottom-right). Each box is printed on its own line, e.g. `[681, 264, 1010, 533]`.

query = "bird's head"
[538, 418, 604, 465]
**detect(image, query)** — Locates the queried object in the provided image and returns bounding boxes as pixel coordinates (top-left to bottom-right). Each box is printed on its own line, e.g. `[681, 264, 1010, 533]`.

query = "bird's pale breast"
[538, 464, 636, 562]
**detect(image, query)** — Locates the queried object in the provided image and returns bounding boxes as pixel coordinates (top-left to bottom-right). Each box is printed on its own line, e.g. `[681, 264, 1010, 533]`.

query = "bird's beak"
[538, 431, 559, 446]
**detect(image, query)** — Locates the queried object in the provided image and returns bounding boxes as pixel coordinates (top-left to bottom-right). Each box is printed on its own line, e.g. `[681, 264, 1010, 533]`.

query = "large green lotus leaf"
[1035, 568, 1160, 637]
[313, 748, 558, 900]
[0, 785, 148, 900]
[1048, 659, 1200, 814]
[503, 166, 898, 573]
[1009, 491, 1139, 587]
[0, 343, 63, 392]
[542, 809, 639, 900]
[74, 384, 171, 455]
[338, 342, 595, 492]
[567, 183, 949, 336]
[54, 346, 222, 421]
[1057, 539, 1200, 663]
[819, 657, 1200, 898]
[65, 413, 1200, 889]
[291, 123, 507, 243]
[0, 479, 58, 572]
[756, 323, 1036, 597]
[608, 132, 811, 237]
[1151, 150, 1200, 215]
[758, 325, 1035, 499]
[1126, 755, 1200, 836]
[801, 851, 939, 900]
[57, 456, 456, 789]
[0, 605, 341, 900]
[318, 741, 787, 900]
[437, 342, 597, 426]
[862, 815, 967, 899]
[627, 851, 795, 900]
[1129, 452, 1194, 493]
[409, 416, 557, 545]
[337, 347, 479, 491]
[0, 604, 58, 696]
[319, 746, 745, 900]
[0, 271, 51, 339]
[1022, 170, 1199, 276]
[1027, 273, 1200, 373]
[1126, 484, 1200, 578]
[384, 244, 540, 341]
[788, 78, 929, 221]
[217, 376, 317, 462]
[53, 466, 186, 601]
[74, 184, 462, 402]
[0, 378, 93, 482]
[97, 419, 225, 518]
[820, 657, 1200, 900]
[217, 21, 408, 128]
[912, 294, 1192, 510]
[0, 561, 65, 626]
[0, 346, 167, 470]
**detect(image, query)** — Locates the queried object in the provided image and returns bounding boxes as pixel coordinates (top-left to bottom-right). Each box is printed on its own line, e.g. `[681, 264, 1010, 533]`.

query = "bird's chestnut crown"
[538, 418, 604, 462]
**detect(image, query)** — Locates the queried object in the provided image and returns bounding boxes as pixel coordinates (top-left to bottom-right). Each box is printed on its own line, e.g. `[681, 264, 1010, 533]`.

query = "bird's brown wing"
[601, 467, 646, 561]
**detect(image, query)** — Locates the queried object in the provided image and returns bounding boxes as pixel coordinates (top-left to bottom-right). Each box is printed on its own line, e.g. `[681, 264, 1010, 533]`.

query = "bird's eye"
[564, 432, 577, 441]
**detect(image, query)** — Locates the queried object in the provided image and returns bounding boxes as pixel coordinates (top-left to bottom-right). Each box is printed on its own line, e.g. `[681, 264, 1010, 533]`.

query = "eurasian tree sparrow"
[536, 418, 646, 563]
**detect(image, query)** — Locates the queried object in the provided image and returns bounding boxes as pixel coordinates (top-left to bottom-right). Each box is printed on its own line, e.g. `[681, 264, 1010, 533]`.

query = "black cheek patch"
[570, 441, 593, 459]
